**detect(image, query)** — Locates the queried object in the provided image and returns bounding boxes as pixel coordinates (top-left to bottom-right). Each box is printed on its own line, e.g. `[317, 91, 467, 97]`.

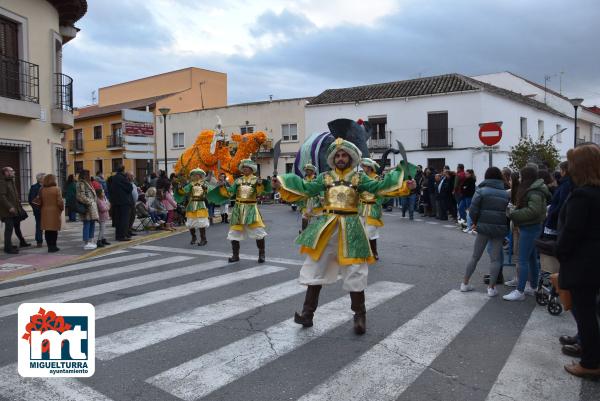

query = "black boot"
[228, 240, 240, 262]
[369, 239, 379, 260]
[294, 285, 322, 327]
[198, 227, 207, 246]
[224, 214, 228, 223]
[189, 228, 197, 245]
[256, 238, 265, 263]
[350, 291, 366, 335]
[102, 238, 111, 245]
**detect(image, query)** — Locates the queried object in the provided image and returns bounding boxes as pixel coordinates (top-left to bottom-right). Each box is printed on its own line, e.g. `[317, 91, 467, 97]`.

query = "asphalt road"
[0, 204, 598, 401]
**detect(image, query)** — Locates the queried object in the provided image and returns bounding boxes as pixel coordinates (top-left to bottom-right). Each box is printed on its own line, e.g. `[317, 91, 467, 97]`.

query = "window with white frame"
[520, 117, 527, 138]
[593, 125, 600, 145]
[240, 126, 254, 135]
[555, 124, 563, 143]
[282, 123, 298, 142]
[538, 119, 544, 139]
[172, 132, 185, 148]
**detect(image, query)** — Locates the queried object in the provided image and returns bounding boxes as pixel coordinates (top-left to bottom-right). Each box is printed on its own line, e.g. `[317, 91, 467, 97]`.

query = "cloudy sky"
[64, 0, 600, 108]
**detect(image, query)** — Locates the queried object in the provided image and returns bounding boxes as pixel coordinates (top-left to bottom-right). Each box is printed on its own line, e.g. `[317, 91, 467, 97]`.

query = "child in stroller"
[535, 237, 563, 315]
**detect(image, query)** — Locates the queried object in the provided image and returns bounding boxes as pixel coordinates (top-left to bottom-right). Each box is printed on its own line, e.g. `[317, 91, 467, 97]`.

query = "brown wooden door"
[427, 113, 448, 147]
[0, 16, 20, 100]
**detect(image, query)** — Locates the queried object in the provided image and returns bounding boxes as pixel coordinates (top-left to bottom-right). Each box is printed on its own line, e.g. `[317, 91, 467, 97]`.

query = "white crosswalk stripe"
[96, 279, 306, 360]
[486, 306, 582, 401]
[0, 364, 113, 401]
[0, 256, 217, 318]
[133, 244, 303, 266]
[0, 254, 168, 297]
[94, 264, 287, 320]
[146, 281, 413, 401]
[0, 253, 153, 284]
[297, 290, 489, 401]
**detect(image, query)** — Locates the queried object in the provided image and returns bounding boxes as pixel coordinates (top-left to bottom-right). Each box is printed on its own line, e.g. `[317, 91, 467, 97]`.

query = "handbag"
[17, 208, 28, 221]
[75, 201, 88, 214]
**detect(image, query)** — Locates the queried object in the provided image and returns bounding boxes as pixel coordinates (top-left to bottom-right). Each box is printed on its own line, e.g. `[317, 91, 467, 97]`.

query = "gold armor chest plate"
[191, 184, 205, 198]
[323, 172, 360, 210]
[236, 177, 257, 201]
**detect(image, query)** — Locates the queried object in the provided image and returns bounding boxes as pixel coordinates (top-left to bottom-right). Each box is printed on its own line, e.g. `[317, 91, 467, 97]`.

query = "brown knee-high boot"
[294, 285, 322, 327]
[256, 238, 265, 263]
[198, 227, 207, 246]
[350, 291, 366, 335]
[228, 240, 240, 262]
[369, 239, 379, 260]
[189, 228, 197, 245]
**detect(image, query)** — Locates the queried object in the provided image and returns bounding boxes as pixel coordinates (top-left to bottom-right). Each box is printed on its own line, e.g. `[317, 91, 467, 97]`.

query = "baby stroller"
[534, 238, 563, 315]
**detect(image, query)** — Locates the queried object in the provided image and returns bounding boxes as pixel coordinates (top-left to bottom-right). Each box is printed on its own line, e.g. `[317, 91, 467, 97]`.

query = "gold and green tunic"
[358, 171, 384, 227]
[183, 182, 209, 219]
[208, 175, 272, 231]
[278, 166, 405, 265]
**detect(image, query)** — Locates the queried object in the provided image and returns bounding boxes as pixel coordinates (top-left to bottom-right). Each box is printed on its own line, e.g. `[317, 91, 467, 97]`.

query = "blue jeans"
[82, 220, 96, 242]
[33, 209, 43, 244]
[517, 224, 542, 292]
[401, 194, 416, 218]
[68, 209, 77, 222]
[458, 197, 472, 221]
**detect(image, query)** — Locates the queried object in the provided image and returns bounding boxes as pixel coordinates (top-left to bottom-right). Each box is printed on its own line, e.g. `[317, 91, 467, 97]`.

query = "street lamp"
[159, 107, 170, 174]
[569, 98, 583, 148]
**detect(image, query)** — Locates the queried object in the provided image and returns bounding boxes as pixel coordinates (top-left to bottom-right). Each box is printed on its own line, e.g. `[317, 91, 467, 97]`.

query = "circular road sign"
[479, 122, 503, 146]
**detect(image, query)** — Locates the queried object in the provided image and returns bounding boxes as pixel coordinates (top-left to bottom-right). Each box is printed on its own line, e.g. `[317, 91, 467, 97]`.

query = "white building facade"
[474, 72, 600, 145]
[306, 74, 573, 181]
[156, 98, 311, 178]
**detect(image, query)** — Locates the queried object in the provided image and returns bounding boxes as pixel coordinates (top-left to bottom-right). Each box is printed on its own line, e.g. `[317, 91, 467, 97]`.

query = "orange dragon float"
[173, 128, 267, 180]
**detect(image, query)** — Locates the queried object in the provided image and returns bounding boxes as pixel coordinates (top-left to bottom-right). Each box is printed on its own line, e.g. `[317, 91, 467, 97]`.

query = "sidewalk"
[0, 219, 185, 281]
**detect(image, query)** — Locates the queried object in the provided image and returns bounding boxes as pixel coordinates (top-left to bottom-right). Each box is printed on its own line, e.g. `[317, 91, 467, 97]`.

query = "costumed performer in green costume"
[183, 168, 210, 246]
[358, 158, 384, 260]
[274, 138, 407, 335]
[208, 159, 272, 263]
[298, 163, 323, 233]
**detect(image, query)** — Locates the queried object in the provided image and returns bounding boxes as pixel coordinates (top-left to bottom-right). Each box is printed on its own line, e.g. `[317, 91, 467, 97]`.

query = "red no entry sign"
[479, 122, 503, 146]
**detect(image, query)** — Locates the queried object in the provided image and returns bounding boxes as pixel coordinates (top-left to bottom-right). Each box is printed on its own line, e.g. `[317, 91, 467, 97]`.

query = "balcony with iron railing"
[0, 55, 41, 119]
[367, 131, 392, 150]
[421, 128, 454, 149]
[256, 140, 274, 158]
[69, 139, 84, 153]
[51, 72, 74, 128]
[107, 135, 124, 149]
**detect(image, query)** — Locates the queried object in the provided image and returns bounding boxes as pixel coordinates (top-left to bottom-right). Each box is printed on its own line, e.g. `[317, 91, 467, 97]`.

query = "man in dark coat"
[0, 167, 29, 253]
[109, 166, 134, 241]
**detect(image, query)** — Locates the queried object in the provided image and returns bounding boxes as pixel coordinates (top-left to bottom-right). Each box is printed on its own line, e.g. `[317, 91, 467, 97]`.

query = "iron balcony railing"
[69, 139, 84, 153]
[54, 73, 73, 112]
[0, 55, 39, 103]
[421, 128, 454, 148]
[368, 131, 392, 150]
[107, 135, 123, 148]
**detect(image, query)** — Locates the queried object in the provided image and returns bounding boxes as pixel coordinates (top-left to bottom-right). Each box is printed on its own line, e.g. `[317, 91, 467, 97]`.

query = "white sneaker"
[505, 278, 518, 287]
[503, 290, 525, 301]
[83, 243, 95, 250]
[460, 283, 474, 292]
[462, 228, 470, 233]
[487, 287, 498, 297]
[524, 285, 536, 296]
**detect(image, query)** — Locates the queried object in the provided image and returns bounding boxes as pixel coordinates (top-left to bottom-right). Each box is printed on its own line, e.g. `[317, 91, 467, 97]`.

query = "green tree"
[509, 135, 560, 171]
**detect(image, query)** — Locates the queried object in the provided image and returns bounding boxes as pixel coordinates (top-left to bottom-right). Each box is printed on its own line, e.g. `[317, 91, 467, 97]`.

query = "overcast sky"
[64, 0, 600, 108]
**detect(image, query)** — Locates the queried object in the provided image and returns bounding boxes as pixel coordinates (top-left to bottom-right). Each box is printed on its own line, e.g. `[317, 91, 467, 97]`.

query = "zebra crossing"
[0, 244, 597, 401]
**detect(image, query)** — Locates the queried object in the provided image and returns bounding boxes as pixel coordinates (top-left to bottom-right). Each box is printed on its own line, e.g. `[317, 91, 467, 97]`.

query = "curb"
[0, 227, 187, 282]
